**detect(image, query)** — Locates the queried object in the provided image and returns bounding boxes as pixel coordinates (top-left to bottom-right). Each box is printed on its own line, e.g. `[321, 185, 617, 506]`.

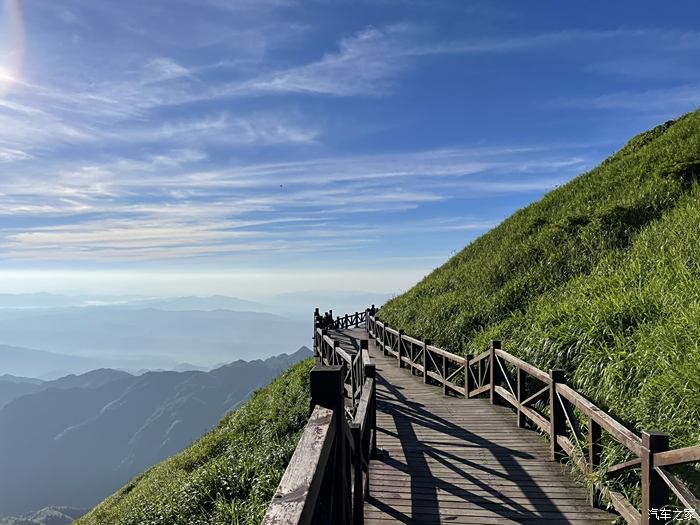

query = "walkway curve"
[333, 327, 616, 525]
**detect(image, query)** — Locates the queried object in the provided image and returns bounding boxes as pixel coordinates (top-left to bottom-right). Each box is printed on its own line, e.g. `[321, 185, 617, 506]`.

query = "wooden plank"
[402, 333, 423, 346]
[262, 407, 336, 525]
[522, 385, 549, 406]
[494, 385, 516, 408]
[655, 467, 700, 521]
[327, 326, 617, 525]
[606, 457, 641, 475]
[495, 348, 550, 384]
[602, 487, 641, 525]
[361, 349, 372, 369]
[425, 344, 466, 364]
[653, 444, 700, 467]
[365, 517, 614, 525]
[468, 350, 490, 365]
[493, 385, 550, 434]
[400, 355, 414, 366]
[469, 383, 490, 397]
[443, 379, 466, 396]
[352, 378, 374, 433]
[557, 383, 642, 457]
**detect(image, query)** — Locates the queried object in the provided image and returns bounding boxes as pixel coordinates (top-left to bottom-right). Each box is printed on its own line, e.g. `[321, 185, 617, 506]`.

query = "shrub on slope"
[380, 111, 700, 459]
[75, 359, 314, 525]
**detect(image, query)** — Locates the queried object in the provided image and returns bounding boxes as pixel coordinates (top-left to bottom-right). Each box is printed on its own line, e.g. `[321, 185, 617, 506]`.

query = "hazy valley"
[0, 346, 312, 518]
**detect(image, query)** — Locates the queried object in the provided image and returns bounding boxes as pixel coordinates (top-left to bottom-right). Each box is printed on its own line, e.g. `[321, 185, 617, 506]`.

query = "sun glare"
[0, 0, 25, 97]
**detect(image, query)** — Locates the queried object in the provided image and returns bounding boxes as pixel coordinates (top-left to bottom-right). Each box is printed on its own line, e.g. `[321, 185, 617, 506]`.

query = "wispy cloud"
[0, 142, 588, 263]
[1, 2, 694, 276]
[4, 22, 698, 160]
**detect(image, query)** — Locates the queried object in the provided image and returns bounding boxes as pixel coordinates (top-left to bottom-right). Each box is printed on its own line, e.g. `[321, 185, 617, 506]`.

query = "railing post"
[442, 353, 448, 396]
[310, 365, 351, 525]
[588, 417, 602, 505]
[351, 422, 363, 525]
[320, 329, 328, 364]
[641, 431, 670, 525]
[489, 340, 501, 405]
[466, 354, 474, 398]
[549, 369, 566, 461]
[355, 312, 359, 328]
[333, 340, 341, 367]
[398, 330, 404, 368]
[423, 340, 431, 385]
[516, 367, 526, 428]
[313, 322, 319, 359]
[382, 324, 388, 356]
[363, 355, 377, 459]
[310, 364, 343, 414]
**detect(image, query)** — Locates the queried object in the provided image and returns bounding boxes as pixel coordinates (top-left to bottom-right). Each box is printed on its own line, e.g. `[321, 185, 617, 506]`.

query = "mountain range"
[0, 346, 313, 518]
[0, 369, 131, 409]
[0, 507, 84, 525]
[0, 306, 310, 375]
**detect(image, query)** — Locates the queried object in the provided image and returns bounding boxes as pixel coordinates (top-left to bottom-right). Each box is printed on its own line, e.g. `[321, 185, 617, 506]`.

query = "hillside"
[380, 110, 700, 472]
[75, 358, 314, 525]
[0, 348, 312, 517]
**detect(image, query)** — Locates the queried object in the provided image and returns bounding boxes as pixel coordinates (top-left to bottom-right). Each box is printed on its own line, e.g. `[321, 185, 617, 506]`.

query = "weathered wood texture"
[366, 313, 700, 525]
[268, 311, 699, 525]
[330, 327, 618, 524]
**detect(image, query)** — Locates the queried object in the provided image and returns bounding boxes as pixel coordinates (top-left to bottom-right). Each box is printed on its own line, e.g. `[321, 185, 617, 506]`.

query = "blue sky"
[1, 0, 699, 297]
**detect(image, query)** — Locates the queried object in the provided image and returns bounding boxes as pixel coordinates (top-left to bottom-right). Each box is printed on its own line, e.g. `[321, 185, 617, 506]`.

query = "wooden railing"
[314, 327, 370, 418]
[314, 308, 368, 330]
[263, 311, 376, 525]
[367, 313, 700, 525]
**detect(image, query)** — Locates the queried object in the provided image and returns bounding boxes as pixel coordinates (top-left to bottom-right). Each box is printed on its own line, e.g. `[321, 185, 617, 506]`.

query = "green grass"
[380, 110, 700, 498]
[75, 358, 314, 525]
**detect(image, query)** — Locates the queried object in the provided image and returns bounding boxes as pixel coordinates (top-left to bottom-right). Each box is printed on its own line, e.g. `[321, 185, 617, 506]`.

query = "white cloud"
[143, 58, 192, 83]
[0, 142, 588, 262]
[0, 146, 30, 162]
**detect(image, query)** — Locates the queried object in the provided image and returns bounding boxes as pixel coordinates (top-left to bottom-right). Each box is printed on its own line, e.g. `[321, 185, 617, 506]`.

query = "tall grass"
[75, 359, 314, 525]
[380, 110, 700, 494]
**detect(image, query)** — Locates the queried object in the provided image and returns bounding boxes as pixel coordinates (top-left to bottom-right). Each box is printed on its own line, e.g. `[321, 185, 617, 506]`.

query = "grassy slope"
[75, 359, 314, 525]
[380, 111, 700, 464]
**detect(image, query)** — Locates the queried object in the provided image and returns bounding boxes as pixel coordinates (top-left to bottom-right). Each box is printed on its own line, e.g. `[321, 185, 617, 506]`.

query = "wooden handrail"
[265, 312, 377, 525]
[556, 383, 642, 457]
[495, 348, 551, 384]
[262, 406, 336, 525]
[366, 311, 700, 525]
[653, 444, 700, 468]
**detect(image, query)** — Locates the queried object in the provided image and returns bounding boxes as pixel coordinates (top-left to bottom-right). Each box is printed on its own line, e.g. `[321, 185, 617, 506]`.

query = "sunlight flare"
[0, 0, 25, 97]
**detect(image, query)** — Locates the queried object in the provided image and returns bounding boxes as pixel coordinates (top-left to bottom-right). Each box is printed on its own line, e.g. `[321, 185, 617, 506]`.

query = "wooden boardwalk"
[336, 327, 615, 525]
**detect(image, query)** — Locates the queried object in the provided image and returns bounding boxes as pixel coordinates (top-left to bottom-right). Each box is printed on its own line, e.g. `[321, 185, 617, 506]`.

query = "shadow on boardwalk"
[347, 328, 615, 524]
